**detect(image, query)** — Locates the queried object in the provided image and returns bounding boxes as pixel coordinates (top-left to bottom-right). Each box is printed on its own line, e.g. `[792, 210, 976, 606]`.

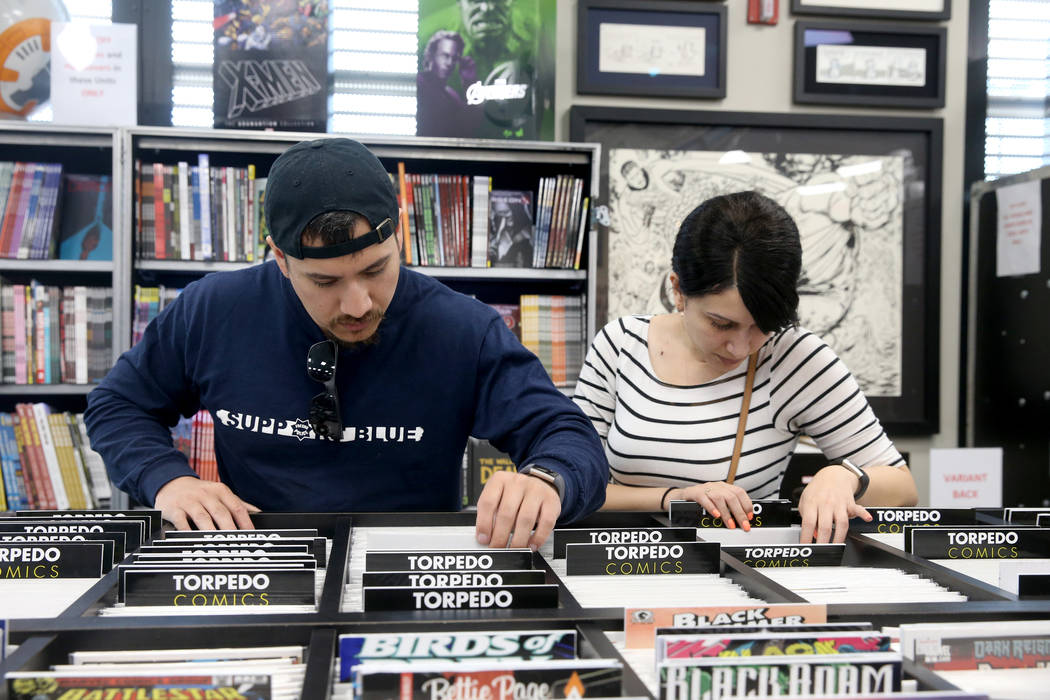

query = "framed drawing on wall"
[569, 105, 943, 434]
[791, 0, 951, 22]
[576, 0, 727, 99]
[795, 22, 946, 108]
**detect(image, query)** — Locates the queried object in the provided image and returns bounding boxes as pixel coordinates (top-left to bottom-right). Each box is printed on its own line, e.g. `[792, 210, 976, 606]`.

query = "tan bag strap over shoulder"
[725, 351, 759, 485]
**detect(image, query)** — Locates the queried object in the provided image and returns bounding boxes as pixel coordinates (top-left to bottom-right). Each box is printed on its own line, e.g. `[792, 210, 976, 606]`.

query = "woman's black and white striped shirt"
[572, 316, 905, 499]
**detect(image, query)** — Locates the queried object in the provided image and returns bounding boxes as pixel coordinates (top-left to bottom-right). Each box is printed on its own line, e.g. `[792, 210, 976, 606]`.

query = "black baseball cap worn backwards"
[265, 137, 399, 259]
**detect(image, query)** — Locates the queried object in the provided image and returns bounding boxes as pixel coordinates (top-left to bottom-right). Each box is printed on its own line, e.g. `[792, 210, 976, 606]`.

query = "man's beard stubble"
[325, 309, 385, 350]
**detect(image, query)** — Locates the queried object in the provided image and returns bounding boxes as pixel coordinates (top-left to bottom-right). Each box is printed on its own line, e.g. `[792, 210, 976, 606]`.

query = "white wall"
[553, 0, 972, 505]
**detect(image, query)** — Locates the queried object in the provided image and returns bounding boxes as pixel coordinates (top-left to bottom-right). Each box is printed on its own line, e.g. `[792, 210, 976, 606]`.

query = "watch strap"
[840, 458, 869, 500]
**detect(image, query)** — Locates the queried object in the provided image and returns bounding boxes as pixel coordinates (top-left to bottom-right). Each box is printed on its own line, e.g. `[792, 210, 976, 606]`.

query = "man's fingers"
[489, 486, 525, 549]
[510, 494, 541, 549]
[474, 475, 508, 545]
[186, 503, 218, 531]
[219, 490, 256, 530]
[528, 497, 559, 552]
[165, 508, 191, 531]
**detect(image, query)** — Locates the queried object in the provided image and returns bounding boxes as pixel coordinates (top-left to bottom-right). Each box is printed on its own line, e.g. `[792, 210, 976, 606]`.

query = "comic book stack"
[0, 281, 113, 385]
[99, 526, 328, 617]
[0, 162, 65, 260]
[0, 405, 109, 512]
[134, 157, 268, 263]
[0, 509, 159, 619]
[519, 294, 586, 388]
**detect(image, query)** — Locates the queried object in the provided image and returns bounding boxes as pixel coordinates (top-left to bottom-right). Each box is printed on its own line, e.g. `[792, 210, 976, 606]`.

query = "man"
[84, 138, 608, 549]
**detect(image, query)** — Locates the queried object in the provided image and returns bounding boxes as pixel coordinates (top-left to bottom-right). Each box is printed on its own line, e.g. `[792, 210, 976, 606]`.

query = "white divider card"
[1004, 507, 1050, 524]
[850, 508, 977, 533]
[905, 526, 1050, 559]
[6, 672, 271, 700]
[0, 542, 109, 578]
[1018, 574, 1050, 598]
[658, 630, 892, 663]
[149, 537, 325, 567]
[551, 527, 697, 559]
[364, 584, 559, 611]
[361, 569, 545, 588]
[999, 560, 1050, 594]
[624, 604, 828, 648]
[564, 541, 719, 576]
[0, 518, 144, 550]
[721, 543, 844, 567]
[338, 630, 577, 681]
[668, 499, 793, 528]
[121, 567, 316, 607]
[0, 532, 121, 566]
[129, 553, 317, 570]
[901, 620, 1050, 669]
[657, 652, 901, 699]
[68, 645, 305, 664]
[364, 550, 533, 572]
[356, 658, 622, 700]
[137, 543, 310, 557]
[15, 510, 162, 539]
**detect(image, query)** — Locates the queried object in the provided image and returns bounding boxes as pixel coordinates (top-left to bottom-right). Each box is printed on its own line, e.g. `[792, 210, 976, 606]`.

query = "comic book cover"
[417, 0, 555, 140]
[912, 633, 1050, 670]
[57, 175, 112, 261]
[213, 1, 329, 131]
[660, 632, 892, 663]
[358, 659, 621, 700]
[338, 630, 576, 681]
[658, 653, 901, 700]
[6, 673, 271, 700]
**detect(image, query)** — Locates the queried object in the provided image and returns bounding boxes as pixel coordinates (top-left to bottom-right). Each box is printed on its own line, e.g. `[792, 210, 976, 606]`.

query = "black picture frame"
[576, 0, 726, 99]
[569, 105, 942, 435]
[795, 21, 946, 109]
[791, 0, 951, 22]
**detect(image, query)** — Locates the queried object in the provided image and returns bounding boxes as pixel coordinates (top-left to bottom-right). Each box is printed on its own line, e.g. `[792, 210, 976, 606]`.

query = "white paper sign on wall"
[929, 447, 1003, 508]
[50, 22, 137, 127]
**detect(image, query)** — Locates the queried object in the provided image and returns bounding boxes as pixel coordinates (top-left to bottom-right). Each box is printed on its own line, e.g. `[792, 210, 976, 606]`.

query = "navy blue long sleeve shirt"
[84, 262, 607, 521]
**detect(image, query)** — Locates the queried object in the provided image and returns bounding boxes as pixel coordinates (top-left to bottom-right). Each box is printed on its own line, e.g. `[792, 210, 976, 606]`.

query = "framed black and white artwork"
[576, 0, 726, 99]
[791, 0, 950, 22]
[795, 21, 946, 108]
[570, 105, 943, 434]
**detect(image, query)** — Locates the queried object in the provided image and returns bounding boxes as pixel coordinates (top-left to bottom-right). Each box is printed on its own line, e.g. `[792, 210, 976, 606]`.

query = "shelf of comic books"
[0, 124, 120, 267]
[123, 127, 599, 343]
[7, 510, 1050, 698]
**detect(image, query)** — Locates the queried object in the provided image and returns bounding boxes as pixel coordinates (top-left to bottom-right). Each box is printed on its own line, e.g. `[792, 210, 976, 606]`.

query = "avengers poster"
[213, 1, 329, 131]
[417, 0, 555, 140]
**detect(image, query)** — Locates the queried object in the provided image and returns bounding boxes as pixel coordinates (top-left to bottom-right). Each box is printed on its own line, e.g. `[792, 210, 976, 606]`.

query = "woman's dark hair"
[671, 191, 802, 334]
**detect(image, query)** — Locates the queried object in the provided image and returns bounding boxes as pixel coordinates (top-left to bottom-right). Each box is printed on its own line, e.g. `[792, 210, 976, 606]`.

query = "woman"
[573, 191, 917, 544]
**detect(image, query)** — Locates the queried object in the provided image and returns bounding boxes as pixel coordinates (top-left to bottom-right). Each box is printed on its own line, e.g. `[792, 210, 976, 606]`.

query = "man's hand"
[798, 465, 872, 544]
[475, 470, 561, 550]
[155, 476, 260, 531]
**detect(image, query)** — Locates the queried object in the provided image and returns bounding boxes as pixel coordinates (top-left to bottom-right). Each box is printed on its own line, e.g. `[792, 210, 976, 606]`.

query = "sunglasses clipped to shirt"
[307, 340, 342, 441]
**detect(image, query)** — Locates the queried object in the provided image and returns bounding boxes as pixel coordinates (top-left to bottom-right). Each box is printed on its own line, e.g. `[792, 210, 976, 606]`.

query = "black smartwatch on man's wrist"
[838, 458, 869, 499]
[519, 464, 565, 500]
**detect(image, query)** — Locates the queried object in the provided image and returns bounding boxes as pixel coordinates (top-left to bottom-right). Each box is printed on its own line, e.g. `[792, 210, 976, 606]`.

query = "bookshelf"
[122, 126, 599, 346]
[0, 123, 126, 410]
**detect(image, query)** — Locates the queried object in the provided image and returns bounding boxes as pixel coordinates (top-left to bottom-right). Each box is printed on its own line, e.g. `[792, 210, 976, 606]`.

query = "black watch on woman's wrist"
[838, 458, 869, 499]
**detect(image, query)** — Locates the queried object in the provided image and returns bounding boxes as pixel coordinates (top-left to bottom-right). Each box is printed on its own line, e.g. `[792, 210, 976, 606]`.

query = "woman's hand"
[675, 481, 754, 531]
[798, 465, 873, 543]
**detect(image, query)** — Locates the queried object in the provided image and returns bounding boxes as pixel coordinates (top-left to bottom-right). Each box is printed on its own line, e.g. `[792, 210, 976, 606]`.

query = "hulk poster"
[417, 0, 555, 140]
